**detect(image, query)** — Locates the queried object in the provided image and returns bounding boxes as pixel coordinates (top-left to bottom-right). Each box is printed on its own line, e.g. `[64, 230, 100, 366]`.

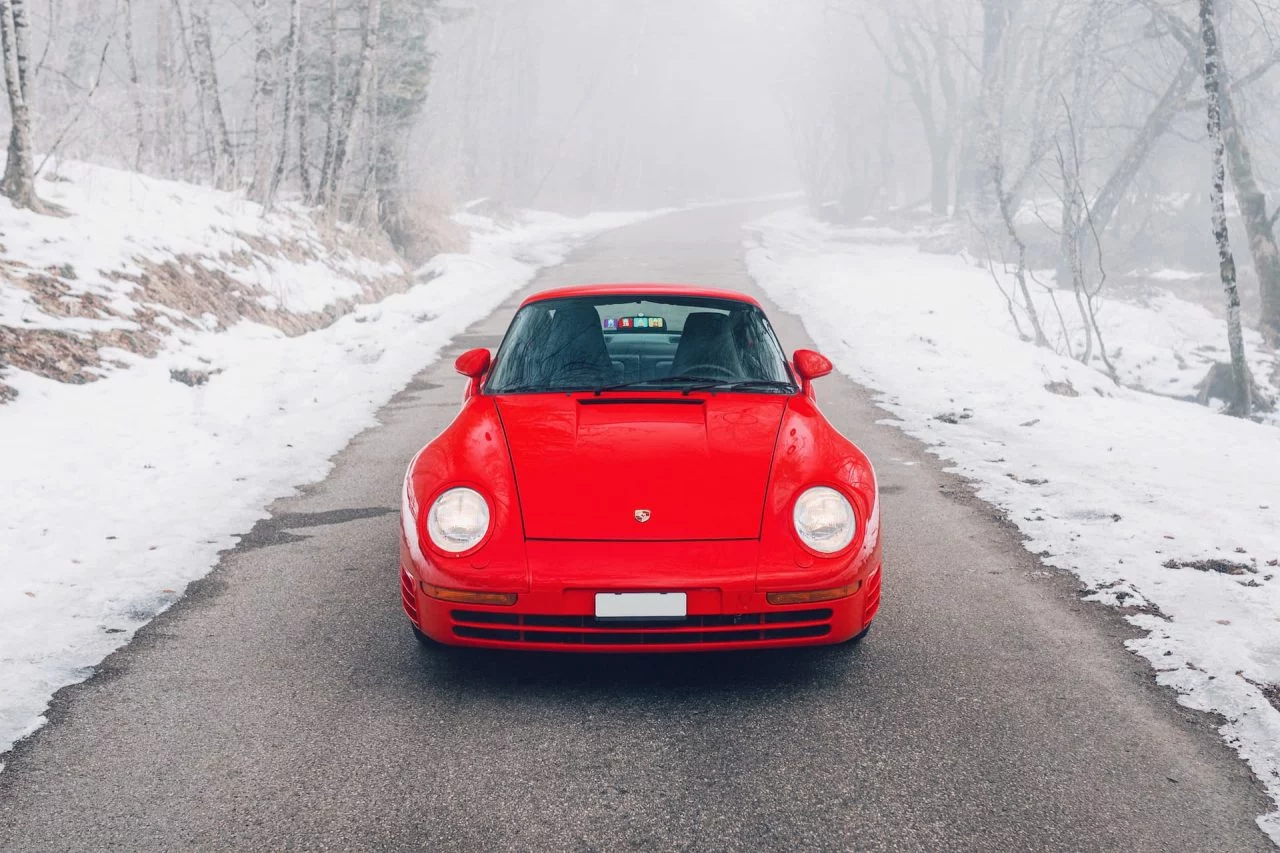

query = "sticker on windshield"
[612, 316, 665, 331]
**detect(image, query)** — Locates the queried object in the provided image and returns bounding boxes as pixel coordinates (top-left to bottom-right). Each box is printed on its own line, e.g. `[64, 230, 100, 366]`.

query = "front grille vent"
[449, 608, 833, 646]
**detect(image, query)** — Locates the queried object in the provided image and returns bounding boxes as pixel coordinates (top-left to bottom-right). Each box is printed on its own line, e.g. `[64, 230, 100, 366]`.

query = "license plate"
[594, 592, 687, 620]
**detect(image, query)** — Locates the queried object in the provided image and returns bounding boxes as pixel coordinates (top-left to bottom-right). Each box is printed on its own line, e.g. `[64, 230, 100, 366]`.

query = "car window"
[485, 295, 795, 393]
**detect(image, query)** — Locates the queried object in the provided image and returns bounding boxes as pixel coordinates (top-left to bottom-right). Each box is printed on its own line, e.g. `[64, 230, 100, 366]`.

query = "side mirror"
[793, 349, 833, 381]
[455, 347, 491, 379]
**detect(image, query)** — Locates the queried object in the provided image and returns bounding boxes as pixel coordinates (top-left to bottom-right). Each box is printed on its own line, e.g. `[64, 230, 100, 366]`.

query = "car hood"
[495, 394, 788, 541]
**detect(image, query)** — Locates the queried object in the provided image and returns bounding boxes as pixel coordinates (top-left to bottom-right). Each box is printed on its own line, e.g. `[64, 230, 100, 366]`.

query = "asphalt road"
[0, 204, 1273, 852]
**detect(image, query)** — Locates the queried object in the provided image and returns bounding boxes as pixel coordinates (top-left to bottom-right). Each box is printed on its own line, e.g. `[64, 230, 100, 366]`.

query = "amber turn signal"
[766, 581, 861, 606]
[421, 583, 518, 606]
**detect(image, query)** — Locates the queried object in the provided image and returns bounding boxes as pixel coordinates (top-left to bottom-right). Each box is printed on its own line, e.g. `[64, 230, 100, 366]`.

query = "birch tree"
[250, 0, 274, 199]
[1199, 0, 1250, 417]
[0, 0, 42, 211]
[370, 0, 432, 248]
[121, 0, 145, 170]
[1154, 6, 1280, 346]
[266, 0, 302, 208]
[155, 0, 177, 176]
[313, 0, 342, 204]
[316, 0, 382, 212]
[186, 0, 236, 189]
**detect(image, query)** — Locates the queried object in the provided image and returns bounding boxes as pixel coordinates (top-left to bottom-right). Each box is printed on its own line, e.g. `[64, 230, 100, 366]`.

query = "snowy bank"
[746, 208, 1280, 844]
[0, 166, 664, 759]
[0, 161, 419, 399]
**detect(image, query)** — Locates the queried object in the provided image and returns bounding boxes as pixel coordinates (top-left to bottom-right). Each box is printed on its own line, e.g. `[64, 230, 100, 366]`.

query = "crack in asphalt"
[235, 507, 397, 551]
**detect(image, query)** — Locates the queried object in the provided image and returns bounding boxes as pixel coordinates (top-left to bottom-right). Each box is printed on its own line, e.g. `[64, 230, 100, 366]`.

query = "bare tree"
[266, 0, 302, 208]
[121, 0, 145, 170]
[0, 0, 42, 211]
[314, 0, 341, 204]
[991, 141, 1049, 347]
[296, 15, 311, 200]
[1135, 4, 1280, 344]
[250, 0, 274, 200]
[316, 0, 382, 212]
[1219, 85, 1280, 346]
[1200, 0, 1250, 417]
[1078, 53, 1198, 239]
[185, 0, 236, 189]
[961, 0, 1010, 220]
[861, 2, 964, 216]
[155, 0, 177, 176]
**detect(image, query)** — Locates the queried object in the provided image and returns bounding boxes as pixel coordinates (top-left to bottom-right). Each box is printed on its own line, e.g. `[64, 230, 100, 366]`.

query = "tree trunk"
[1148, 9, 1280, 343]
[887, 21, 949, 217]
[10, 0, 27, 97]
[992, 144, 1048, 348]
[356, 54, 380, 225]
[966, 0, 1008, 222]
[314, 0, 340, 204]
[0, 0, 42, 211]
[932, 14, 959, 216]
[1089, 56, 1198, 237]
[1056, 6, 1103, 354]
[266, 0, 301, 208]
[155, 0, 175, 175]
[188, 0, 236, 189]
[250, 0, 273, 200]
[1200, 0, 1251, 418]
[121, 0, 145, 170]
[296, 19, 312, 200]
[62, 0, 99, 95]
[320, 0, 381, 213]
[1059, 169, 1090, 361]
[929, 144, 949, 216]
[5, 0, 32, 183]
[1217, 76, 1280, 344]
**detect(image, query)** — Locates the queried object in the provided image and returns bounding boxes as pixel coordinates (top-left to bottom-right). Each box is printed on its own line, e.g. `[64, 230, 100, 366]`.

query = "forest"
[0, 0, 1277, 413]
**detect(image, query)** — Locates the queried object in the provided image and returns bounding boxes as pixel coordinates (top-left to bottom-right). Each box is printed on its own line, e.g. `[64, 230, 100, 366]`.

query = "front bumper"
[400, 539, 881, 652]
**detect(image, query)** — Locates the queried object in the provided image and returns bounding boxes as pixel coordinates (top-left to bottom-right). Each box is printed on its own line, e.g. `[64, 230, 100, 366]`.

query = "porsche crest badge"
[634, 509, 651, 523]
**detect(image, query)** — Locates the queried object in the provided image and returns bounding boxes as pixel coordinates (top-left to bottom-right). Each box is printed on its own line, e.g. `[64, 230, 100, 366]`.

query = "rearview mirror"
[793, 349, 833, 381]
[455, 348, 491, 378]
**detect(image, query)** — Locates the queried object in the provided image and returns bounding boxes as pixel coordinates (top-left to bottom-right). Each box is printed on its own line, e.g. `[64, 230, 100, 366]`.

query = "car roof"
[520, 283, 763, 308]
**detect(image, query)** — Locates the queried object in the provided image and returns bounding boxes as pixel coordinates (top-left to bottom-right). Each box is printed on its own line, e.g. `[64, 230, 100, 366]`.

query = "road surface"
[0, 204, 1272, 852]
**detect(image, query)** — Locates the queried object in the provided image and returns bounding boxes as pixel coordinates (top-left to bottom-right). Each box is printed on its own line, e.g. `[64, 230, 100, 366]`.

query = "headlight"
[426, 487, 490, 553]
[793, 486, 856, 553]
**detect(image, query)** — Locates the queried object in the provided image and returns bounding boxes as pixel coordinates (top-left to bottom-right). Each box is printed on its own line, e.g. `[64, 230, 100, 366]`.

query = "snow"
[746, 208, 1280, 844]
[0, 167, 665, 760]
[1140, 268, 1205, 282]
[0, 160, 400, 336]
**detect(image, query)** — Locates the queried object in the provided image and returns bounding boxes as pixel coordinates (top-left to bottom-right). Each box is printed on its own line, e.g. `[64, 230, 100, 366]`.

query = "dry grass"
[379, 189, 470, 266]
[0, 228, 414, 396]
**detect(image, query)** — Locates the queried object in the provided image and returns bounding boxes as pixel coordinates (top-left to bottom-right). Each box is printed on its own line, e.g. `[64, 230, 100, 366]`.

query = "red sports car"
[399, 284, 882, 651]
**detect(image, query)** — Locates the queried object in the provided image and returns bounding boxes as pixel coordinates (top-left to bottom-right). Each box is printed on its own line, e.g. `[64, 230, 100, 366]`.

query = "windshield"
[485, 294, 795, 394]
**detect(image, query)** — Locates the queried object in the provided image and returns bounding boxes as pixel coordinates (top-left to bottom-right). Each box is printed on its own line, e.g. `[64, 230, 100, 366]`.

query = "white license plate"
[594, 592, 687, 620]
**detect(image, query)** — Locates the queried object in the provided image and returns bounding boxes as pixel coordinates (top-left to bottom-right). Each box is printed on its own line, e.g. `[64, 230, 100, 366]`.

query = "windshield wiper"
[714, 380, 797, 393]
[593, 376, 797, 395]
[493, 384, 567, 394]
[593, 375, 726, 394]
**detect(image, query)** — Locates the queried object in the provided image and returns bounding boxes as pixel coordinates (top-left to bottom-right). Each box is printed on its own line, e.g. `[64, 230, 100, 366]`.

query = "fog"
[408, 0, 1276, 306]
[5, 0, 1280, 327]
[418, 0, 805, 210]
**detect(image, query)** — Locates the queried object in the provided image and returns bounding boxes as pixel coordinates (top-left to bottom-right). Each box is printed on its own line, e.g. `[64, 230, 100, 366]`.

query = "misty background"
[3, 0, 1280, 370]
